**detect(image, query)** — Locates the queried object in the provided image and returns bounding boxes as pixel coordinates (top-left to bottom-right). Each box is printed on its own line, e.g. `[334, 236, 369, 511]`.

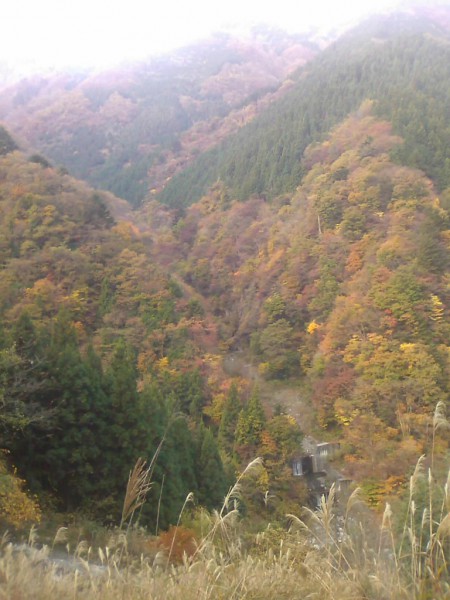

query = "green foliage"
[196, 425, 228, 508]
[370, 266, 427, 335]
[165, 101, 450, 488]
[0, 33, 307, 205]
[316, 192, 344, 229]
[161, 13, 450, 206]
[0, 148, 230, 528]
[236, 388, 266, 447]
[8, 315, 107, 508]
[218, 383, 241, 453]
[2, 13, 450, 535]
[28, 154, 52, 168]
[308, 257, 340, 319]
[416, 212, 448, 274]
[258, 319, 299, 378]
[267, 415, 302, 462]
[0, 126, 17, 156]
[3, 315, 226, 527]
[263, 293, 286, 323]
[340, 207, 367, 241]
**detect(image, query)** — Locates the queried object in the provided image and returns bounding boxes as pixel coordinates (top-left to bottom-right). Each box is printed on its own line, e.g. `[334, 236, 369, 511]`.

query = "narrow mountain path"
[222, 351, 314, 431]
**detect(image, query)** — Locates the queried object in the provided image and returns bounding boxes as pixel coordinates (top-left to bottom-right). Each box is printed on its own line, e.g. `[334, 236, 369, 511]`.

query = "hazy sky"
[3, 0, 408, 72]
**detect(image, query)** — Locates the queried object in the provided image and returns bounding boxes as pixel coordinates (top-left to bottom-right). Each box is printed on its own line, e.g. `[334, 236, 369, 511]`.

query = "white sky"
[2, 0, 411, 72]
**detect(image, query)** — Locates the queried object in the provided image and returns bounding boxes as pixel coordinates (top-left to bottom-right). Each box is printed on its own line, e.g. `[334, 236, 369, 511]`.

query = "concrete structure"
[293, 438, 340, 476]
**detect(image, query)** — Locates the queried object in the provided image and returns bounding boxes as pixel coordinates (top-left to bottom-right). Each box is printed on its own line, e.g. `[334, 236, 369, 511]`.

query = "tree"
[235, 387, 266, 447]
[9, 313, 107, 509]
[0, 126, 18, 156]
[218, 383, 241, 453]
[267, 415, 303, 462]
[196, 425, 228, 508]
[342, 334, 445, 430]
[259, 319, 298, 378]
[0, 314, 54, 440]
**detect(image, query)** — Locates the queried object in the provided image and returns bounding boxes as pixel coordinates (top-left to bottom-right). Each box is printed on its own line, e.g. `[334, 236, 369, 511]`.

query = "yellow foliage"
[42, 204, 57, 225]
[62, 287, 88, 314]
[112, 221, 140, 241]
[306, 320, 321, 335]
[0, 458, 41, 528]
[203, 393, 226, 425]
[430, 294, 444, 322]
[202, 354, 222, 369]
[441, 229, 450, 248]
[155, 356, 176, 376]
[158, 356, 169, 370]
[137, 349, 157, 374]
[25, 277, 56, 302]
[264, 248, 285, 272]
[260, 430, 278, 457]
[258, 362, 271, 377]
[334, 397, 360, 426]
[256, 467, 270, 489]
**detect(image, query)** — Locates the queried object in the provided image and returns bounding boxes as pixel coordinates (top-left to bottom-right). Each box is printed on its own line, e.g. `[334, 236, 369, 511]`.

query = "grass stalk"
[166, 492, 195, 566]
[155, 473, 165, 537]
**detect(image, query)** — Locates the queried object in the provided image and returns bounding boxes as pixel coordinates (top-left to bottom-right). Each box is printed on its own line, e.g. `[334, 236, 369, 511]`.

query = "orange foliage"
[158, 525, 197, 564]
[0, 457, 41, 529]
[260, 430, 278, 458]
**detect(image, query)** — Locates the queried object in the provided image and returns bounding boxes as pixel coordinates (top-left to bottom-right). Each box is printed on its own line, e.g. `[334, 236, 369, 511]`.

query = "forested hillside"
[0, 128, 306, 528]
[0, 7, 449, 597]
[0, 135, 227, 526]
[159, 10, 450, 206]
[0, 30, 318, 206]
[151, 101, 450, 501]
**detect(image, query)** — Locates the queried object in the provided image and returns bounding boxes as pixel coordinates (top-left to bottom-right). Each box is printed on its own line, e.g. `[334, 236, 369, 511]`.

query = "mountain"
[152, 99, 450, 490]
[0, 128, 306, 526]
[0, 29, 320, 206]
[0, 4, 449, 532]
[159, 8, 450, 207]
[0, 134, 235, 525]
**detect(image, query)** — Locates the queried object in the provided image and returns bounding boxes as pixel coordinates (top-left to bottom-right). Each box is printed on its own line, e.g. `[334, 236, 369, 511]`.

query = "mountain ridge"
[158, 8, 450, 207]
[0, 29, 321, 206]
[0, 3, 449, 534]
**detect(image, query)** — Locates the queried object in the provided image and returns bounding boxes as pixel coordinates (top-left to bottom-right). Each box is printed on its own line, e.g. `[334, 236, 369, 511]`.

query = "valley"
[0, 5, 449, 598]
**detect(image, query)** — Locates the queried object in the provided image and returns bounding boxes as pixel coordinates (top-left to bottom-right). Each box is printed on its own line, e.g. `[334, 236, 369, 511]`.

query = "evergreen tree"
[235, 387, 266, 447]
[178, 369, 205, 418]
[100, 339, 146, 515]
[196, 425, 227, 508]
[218, 383, 241, 453]
[0, 314, 51, 441]
[151, 416, 198, 528]
[9, 312, 107, 509]
[416, 213, 448, 274]
[0, 126, 18, 156]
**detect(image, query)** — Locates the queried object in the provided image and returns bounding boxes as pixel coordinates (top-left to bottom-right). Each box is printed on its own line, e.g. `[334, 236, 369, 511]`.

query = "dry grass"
[0, 447, 449, 599]
[120, 457, 153, 530]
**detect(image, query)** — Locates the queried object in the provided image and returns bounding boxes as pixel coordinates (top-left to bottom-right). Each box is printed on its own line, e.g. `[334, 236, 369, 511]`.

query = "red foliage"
[158, 525, 197, 564]
[312, 362, 355, 427]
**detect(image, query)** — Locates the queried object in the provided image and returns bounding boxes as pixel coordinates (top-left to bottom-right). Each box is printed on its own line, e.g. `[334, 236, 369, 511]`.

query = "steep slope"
[159, 102, 449, 496]
[0, 135, 233, 525]
[159, 8, 450, 207]
[0, 30, 318, 206]
[0, 130, 307, 527]
[1, 4, 449, 522]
